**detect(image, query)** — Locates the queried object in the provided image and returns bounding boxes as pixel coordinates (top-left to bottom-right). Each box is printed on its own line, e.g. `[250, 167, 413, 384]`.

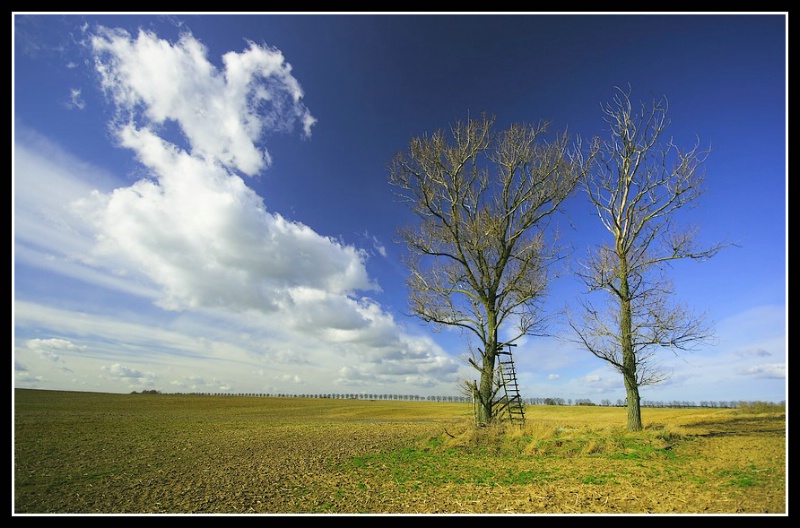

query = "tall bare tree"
[570, 87, 727, 432]
[388, 113, 587, 424]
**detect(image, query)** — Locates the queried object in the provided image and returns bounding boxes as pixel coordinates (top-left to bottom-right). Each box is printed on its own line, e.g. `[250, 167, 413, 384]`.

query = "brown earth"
[13, 391, 786, 514]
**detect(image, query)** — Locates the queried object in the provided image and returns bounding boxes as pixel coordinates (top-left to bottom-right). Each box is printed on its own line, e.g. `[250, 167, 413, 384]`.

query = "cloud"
[88, 26, 315, 176]
[14, 294, 460, 397]
[101, 363, 158, 387]
[277, 374, 302, 384]
[362, 231, 387, 257]
[72, 141, 378, 313]
[735, 348, 773, 359]
[739, 363, 785, 379]
[14, 129, 121, 260]
[66, 88, 86, 110]
[170, 376, 231, 393]
[27, 337, 86, 362]
[16, 373, 45, 385]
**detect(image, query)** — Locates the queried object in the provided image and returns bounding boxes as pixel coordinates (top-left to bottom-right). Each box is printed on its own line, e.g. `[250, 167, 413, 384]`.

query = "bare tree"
[388, 113, 587, 424]
[570, 87, 727, 432]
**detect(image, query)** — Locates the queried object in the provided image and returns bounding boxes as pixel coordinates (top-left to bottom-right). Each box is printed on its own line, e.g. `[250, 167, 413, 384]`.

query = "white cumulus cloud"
[74, 26, 377, 316]
[89, 27, 315, 176]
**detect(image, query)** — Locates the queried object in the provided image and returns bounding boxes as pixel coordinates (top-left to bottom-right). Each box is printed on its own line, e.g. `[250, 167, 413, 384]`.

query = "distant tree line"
[156, 391, 783, 410]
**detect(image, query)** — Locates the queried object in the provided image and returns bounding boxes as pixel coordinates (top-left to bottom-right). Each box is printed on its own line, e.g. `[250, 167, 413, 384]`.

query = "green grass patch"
[345, 448, 557, 486]
[718, 465, 768, 488]
[582, 473, 619, 485]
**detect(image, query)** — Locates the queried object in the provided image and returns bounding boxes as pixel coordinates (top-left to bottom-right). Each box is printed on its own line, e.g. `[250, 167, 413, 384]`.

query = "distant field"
[13, 389, 786, 514]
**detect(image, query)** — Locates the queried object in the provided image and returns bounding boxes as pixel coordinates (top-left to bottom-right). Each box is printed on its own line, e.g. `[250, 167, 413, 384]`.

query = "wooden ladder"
[495, 344, 525, 425]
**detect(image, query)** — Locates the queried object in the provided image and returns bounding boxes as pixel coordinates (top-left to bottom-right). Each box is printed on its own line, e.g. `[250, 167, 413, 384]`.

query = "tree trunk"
[477, 311, 499, 424]
[618, 258, 643, 432]
[624, 373, 643, 432]
[477, 344, 496, 424]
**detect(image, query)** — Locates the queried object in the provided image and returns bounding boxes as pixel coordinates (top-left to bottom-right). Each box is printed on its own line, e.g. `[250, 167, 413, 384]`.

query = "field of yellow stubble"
[13, 389, 786, 514]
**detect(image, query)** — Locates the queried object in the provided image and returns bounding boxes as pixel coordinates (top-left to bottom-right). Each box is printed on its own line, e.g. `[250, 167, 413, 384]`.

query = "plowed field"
[13, 390, 786, 514]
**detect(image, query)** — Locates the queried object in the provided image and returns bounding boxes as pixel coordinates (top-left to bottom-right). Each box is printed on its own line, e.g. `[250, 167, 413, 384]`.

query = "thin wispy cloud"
[66, 88, 85, 109]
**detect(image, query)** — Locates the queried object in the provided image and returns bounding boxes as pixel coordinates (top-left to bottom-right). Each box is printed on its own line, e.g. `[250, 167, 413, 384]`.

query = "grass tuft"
[734, 401, 785, 415]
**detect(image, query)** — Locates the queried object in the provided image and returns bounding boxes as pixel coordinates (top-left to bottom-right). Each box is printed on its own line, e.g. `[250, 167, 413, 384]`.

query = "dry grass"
[13, 389, 786, 514]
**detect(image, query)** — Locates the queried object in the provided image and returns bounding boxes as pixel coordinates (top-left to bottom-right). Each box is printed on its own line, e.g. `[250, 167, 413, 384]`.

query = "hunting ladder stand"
[495, 343, 525, 425]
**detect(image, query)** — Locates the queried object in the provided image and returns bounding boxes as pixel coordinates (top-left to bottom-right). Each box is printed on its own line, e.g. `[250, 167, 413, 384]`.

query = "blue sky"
[13, 13, 786, 404]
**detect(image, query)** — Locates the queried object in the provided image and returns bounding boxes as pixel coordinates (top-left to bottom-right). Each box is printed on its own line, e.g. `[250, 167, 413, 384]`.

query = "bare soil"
[13, 390, 786, 514]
